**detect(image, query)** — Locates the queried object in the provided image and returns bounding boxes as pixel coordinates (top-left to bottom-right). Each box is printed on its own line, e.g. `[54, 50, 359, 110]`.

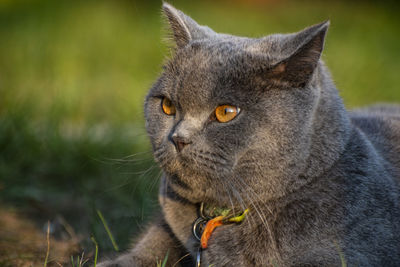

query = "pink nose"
[171, 136, 190, 152]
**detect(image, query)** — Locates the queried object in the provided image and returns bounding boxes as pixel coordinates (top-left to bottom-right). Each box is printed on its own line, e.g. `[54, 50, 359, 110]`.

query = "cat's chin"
[158, 148, 245, 205]
[166, 178, 244, 208]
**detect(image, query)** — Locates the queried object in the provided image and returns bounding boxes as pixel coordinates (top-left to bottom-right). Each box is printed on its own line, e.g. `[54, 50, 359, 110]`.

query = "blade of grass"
[161, 250, 169, 267]
[172, 253, 190, 267]
[91, 236, 99, 267]
[79, 252, 84, 267]
[44, 221, 50, 267]
[334, 240, 347, 267]
[96, 209, 119, 252]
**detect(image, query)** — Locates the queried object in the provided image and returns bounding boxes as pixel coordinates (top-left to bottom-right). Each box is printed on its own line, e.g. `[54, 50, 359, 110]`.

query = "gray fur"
[99, 3, 400, 266]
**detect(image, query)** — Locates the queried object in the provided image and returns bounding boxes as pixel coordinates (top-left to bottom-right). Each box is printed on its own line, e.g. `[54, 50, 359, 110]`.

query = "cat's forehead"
[166, 34, 289, 79]
[163, 49, 217, 112]
[160, 37, 282, 111]
[163, 47, 245, 110]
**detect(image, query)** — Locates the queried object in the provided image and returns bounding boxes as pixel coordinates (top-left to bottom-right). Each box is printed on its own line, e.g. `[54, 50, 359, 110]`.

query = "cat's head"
[145, 3, 335, 206]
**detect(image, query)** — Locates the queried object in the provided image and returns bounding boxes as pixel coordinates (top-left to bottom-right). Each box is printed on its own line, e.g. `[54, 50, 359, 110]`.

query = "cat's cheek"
[146, 112, 174, 144]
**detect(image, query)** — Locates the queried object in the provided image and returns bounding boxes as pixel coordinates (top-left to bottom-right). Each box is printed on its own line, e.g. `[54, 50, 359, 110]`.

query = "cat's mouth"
[180, 154, 232, 180]
[154, 140, 235, 183]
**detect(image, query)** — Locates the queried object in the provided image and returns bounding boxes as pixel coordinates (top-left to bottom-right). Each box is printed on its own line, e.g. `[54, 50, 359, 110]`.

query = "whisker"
[218, 177, 237, 218]
[199, 150, 229, 162]
[233, 177, 281, 261]
[195, 161, 218, 172]
[227, 181, 256, 229]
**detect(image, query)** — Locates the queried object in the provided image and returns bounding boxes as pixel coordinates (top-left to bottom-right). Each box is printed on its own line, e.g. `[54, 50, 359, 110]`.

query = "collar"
[192, 202, 249, 266]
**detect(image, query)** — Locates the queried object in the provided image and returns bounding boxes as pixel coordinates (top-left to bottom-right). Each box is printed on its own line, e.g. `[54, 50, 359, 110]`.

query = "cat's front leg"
[98, 216, 187, 267]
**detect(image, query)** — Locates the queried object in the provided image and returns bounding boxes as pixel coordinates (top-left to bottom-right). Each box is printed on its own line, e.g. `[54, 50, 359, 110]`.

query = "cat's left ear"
[267, 21, 329, 88]
[162, 3, 214, 49]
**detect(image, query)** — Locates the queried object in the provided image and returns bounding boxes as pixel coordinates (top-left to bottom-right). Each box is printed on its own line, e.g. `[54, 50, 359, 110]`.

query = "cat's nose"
[171, 135, 191, 152]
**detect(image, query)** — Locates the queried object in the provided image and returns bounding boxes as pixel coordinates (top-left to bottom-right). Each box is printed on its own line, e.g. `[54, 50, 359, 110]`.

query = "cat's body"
[99, 3, 400, 266]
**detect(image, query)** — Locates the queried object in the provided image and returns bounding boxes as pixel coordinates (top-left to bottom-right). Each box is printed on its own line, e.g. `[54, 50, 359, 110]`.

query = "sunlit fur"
[99, 3, 400, 266]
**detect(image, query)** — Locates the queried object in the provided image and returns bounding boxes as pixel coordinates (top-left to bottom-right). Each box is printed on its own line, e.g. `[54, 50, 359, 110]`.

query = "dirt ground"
[0, 206, 81, 267]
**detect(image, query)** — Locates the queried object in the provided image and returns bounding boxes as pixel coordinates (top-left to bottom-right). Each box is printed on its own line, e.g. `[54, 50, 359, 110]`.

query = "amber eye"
[215, 105, 240, 123]
[161, 97, 176, 116]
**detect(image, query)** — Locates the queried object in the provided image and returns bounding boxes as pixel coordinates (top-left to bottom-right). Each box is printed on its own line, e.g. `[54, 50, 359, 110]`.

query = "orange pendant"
[200, 216, 224, 249]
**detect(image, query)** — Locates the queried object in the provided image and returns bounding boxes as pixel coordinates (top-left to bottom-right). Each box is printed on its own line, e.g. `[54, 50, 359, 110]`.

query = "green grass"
[157, 250, 169, 267]
[71, 253, 90, 267]
[44, 221, 50, 267]
[0, 0, 399, 262]
[97, 209, 119, 252]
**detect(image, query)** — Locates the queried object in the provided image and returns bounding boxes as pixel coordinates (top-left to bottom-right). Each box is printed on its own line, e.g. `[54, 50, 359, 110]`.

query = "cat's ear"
[162, 2, 214, 49]
[267, 21, 329, 88]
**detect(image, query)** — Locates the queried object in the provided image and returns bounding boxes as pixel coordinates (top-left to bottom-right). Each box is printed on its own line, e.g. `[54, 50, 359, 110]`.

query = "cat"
[99, 3, 400, 266]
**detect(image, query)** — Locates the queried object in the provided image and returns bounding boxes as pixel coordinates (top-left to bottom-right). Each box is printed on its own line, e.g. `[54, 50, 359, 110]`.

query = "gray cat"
[99, 3, 400, 266]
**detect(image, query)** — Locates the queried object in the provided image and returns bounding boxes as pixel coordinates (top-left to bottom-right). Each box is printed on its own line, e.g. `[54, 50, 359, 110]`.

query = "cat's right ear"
[162, 3, 214, 49]
[266, 21, 329, 88]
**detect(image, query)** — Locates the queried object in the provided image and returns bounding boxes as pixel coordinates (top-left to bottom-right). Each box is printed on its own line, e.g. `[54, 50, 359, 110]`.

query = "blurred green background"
[0, 0, 399, 264]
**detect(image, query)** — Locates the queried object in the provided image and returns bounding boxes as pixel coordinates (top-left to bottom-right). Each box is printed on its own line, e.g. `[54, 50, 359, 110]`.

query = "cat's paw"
[96, 255, 150, 267]
[96, 262, 120, 267]
[96, 260, 132, 267]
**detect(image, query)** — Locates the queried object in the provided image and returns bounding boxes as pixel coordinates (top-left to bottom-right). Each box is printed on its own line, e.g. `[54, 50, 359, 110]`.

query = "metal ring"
[199, 202, 206, 219]
[192, 217, 206, 241]
[199, 202, 212, 220]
